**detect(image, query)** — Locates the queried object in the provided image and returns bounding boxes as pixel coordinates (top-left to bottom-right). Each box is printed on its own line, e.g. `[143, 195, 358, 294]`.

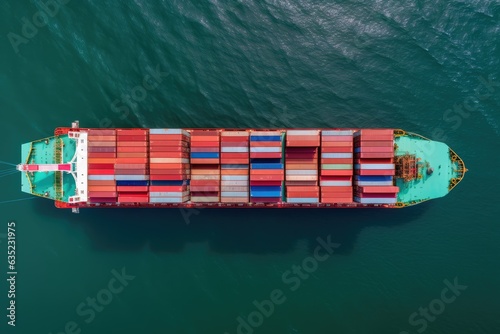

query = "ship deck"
[395, 133, 460, 205]
[20, 135, 76, 202]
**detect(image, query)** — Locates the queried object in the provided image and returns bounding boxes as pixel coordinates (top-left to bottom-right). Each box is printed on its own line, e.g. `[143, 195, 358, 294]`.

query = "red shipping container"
[250, 170, 284, 175]
[116, 135, 148, 141]
[191, 130, 219, 136]
[190, 180, 219, 186]
[221, 136, 249, 142]
[88, 198, 117, 203]
[285, 153, 318, 159]
[285, 163, 317, 170]
[321, 197, 353, 203]
[355, 192, 397, 198]
[88, 152, 116, 158]
[190, 141, 220, 148]
[355, 169, 395, 176]
[88, 158, 117, 164]
[355, 147, 393, 153]
[116, 153, 148, 158]
[360, 186, 399, 193]
[117, 146, 148, 153]
[356, 141, 393, 147]
[149, 140, 188, 147]
[250, 181, 281, 186]
[354, 158, 394, 164]
[321, 158, 352, 164]
[88, 147, 116, 153]
[88, 129, 116, 136]
[190, 191, 219, 197]
[149, 134, 189, 141]
[355, 152, 394, 158]
[190, 186, 220, 192]
[88, 191, 117, 198]
[320, 176, 352, 181]
[149, 146, 187, 152]
[148, 186, 188, 192]
[321, 170, 353, 176]
[116, 129, 148, 135]
[321, 141, 353, 147]
[355, 129, 393, 136]
[321, 186, 352, 193]
[285, 181, 318, 186]
[115, 169, 148, 175]
[87, 185, 117, 192]
[191, 158, 219, 164]
[88, 169, 115, 175]
[321, 147, 353, 153]
[116, 142, 147, 147]
[87, 135, 116, 142]
[88, 180, 115, 186]
[88, 141, 116, 147]
[149, 152, 189, 158]
[149, 169, 189, 175]
[250, 141, 282, 147]
[221, 141, 248, 147]
[190, 136, 220, 142]
[287, 191, 319, 198]
[287, 186, 319, 191]
[118, 197, 149, 203]
[250, 197, 281, 202]
[115, 158, 149, 164]
[115, 163, 148, 169]
[149, 175, 187, 180]
[190, 147, 219, 152]
[250, 175, 284, 181]
[117, 186, 149, 192]
[250, 153, 282, 159]
[286, 141, 320, 147]
[191, 164, 219, 170]
[354, 134, 393, 141]
[220, 159, 249, 164]
[220, 153, 248, 159]
[321, 136, 353, 142]
[88, 163, 114, 169]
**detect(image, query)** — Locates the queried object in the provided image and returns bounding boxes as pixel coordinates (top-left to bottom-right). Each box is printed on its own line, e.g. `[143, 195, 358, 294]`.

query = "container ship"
[17, 121, 466, 213]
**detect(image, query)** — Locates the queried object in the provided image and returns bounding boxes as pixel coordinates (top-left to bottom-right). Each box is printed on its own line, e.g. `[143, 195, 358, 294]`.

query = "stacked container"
[320, 130, 354, 203]
[353, 129, 398, 204]
[148, 129, 191, 203]
[116, 129, 149, 204]
[249, 131, 284, 203]
[285, 130, 320, 203]
[190, 130, 220, 202]
[220, 131, 249, 203]
[87, 129, 117, 203]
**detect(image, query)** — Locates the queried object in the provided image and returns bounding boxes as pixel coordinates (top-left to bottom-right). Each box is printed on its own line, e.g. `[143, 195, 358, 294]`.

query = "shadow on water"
[33, 199, 429, 255]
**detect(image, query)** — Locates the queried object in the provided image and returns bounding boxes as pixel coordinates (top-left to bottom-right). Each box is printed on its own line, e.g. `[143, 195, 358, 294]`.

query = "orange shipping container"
[87, 185, 117, 192]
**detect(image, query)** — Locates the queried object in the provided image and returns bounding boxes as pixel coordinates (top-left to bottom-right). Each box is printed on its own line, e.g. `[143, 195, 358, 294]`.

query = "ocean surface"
[1, 1, 499, 333]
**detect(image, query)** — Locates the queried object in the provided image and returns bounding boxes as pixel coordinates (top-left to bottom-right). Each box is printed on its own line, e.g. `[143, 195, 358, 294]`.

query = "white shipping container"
[285, 170, 318, 175]
[221, 191, 248, 197]
[321, 153, 353, 158]
[250, 147, 281, 152]
[356, 164, 395, 170]
[88, 175, 115, 181]
[322, 130, 353, 136]
[320, 181, 352, 186]
[286, 130, 320, 136]
[221, 175, 249, 181]
[221, 147, 249, 153]
[221, 181, 249, 186]
[354, 197, 397, 204]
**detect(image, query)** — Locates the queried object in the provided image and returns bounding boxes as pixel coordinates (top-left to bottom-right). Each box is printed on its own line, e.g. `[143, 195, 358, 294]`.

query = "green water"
[1, 1, 499, 333]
